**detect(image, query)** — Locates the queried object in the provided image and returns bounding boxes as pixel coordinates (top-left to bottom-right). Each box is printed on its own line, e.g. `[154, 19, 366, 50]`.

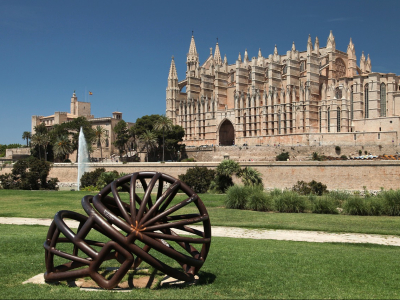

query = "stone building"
[32, 91, 134, 160]
[166, 32, 400, 147]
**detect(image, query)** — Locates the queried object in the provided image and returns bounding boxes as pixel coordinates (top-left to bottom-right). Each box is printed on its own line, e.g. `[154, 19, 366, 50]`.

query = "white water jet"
[77, 127, 89, 191]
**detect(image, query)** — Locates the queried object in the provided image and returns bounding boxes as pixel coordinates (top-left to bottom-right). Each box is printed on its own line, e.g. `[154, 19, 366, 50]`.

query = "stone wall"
[185, 144, 400, 162]
[1, 161, 398, 192]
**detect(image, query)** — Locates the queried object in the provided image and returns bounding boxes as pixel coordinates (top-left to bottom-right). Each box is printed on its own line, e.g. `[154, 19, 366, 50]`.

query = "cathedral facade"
[166, 32, 400, 147]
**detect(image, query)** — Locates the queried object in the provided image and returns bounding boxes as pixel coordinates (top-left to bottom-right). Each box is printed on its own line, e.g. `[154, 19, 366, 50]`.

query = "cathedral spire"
[214, 41, 222, 65]
[168, 56, 178, 80]
[291, 41, 296, 51]
[366, 54, 371, 72]
[307, 35, 313, 53]
[188, 34, 197, 56]
[238, 52, 242, 62]
[360, 51, 366, 73]
[244, 49, 249, 61]
[274, 44, 278, 55]
[326, 30, 336, 50]
[314, 36, 319, 54]
[258, 48, 262, 57]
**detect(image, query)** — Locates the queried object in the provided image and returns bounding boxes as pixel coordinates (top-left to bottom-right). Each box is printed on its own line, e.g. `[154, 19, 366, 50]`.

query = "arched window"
[350, 85, 354, 120]
[380, 83, 386, 117]
[335, 87, 342, 99]
[337, 107, 341, 132]
[319, 108, 322, 132]
[364, 83, 369, 118]
[327, 108, 331, 132]
[300, 61, 305, 72]
[282, 65, 287, 75]
[278, 112, 281, 134]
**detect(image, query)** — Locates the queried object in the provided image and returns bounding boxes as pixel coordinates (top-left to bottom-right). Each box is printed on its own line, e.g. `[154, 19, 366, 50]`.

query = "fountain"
[77, 127, 89, 191]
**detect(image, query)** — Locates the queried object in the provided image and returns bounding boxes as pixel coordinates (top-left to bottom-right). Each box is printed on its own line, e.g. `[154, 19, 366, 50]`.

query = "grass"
[2, 190, 400, 236]
[2, 224, 400, 299]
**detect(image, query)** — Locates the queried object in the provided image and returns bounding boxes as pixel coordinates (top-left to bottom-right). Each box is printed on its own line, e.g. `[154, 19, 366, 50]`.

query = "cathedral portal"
[218, 119, 235, 146]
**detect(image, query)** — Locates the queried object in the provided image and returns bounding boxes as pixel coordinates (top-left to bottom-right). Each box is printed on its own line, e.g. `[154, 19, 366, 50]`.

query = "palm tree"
[42, 134, 51, 161]
[139, 130, 158, 162]
[94, 125, 106, 162]
[154, 115, 173, 162]
[53, 135, 73, 162]
[22, 131, 31, 147]
[239, 166, 263, 187]
[31, 133, 45, 160]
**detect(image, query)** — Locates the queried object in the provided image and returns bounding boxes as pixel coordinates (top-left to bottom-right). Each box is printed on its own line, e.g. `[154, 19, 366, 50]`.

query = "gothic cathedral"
[166, 32, 400, 147]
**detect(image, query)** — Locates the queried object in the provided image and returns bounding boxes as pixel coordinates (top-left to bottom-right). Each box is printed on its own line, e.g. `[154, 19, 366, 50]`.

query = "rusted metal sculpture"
[43, 171, 211, 289]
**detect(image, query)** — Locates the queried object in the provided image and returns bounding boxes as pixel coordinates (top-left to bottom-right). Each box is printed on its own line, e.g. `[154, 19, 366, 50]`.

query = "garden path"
[1, 217, 400, 247]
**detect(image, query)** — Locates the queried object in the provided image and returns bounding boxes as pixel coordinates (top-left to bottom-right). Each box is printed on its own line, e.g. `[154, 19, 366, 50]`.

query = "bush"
[246, 188, 273, 212]
[96, 171, 119, 189]
[178, 166, 216, 194]
[342, 196, 384, 216]
[311, 196, 338, 214]
[210, 160, 241, 193]
[340, 155, 348, 160]
[0, 156, 56, 190]
[335, 146, 341, 152]
[312, 152, 326, 161]
[80, 168, 105, 188]
[225, 185, 251, 209]
[209, 174, 233, 194]
[274, 190, 307, 213]
[309, 180, 328, 196]
[276, 152, 289, 161]
[292, 181, 311, 195]
[181, 158, 196, 162]
[327, 190, 352, 207]
[380, 189, 400, 216]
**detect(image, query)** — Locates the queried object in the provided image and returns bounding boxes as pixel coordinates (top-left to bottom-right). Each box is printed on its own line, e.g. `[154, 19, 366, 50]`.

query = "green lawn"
[1, 224, 400, 299]
[1, 190, 400, 236]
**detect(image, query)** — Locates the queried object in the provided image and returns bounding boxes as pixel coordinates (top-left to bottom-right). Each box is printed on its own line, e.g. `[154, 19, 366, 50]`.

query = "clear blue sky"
[1, 0, 399, 145]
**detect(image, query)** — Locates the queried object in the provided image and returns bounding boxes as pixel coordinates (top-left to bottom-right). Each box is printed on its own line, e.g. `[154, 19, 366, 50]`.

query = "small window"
[378, 133, 381, 139]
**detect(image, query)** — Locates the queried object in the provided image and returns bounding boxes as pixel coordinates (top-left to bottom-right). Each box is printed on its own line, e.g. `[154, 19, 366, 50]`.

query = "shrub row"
[225, 186, 400, 216]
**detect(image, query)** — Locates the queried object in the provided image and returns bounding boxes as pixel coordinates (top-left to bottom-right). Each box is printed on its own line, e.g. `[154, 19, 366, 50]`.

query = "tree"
[94, 125, 106, 161]
[139, 130, 158, 162]
[22, 131, 31, 147]
[210, 159, 241, 193]
[154, 115, 173, 162]
[113, 120, 129, 157]
[53, 135, 73, 162]
[133, 114, 184, 161]
[178, 166, 216, 193]
[238, 166, 263, 188]
[31, 133, 46, 159]
[0, 156, 58, 190]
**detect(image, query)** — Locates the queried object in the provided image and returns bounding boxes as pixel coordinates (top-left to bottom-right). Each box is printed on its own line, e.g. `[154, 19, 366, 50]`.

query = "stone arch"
[218, 119, 235, 146]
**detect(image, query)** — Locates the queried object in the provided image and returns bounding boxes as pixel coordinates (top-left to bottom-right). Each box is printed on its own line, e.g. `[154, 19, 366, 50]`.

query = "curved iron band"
[81, 194, 197, 282]
[81, 172, 211, 282]
[43, 210, 135, 289]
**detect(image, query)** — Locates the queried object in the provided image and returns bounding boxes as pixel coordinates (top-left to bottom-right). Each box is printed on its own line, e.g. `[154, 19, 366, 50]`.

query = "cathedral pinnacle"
[291, 41, 296, 51]
[327, 30, 336, 50]
[258, 48, 262, 57]
[224, 54, 227, 64]
[188, 34, 198, 56]
[244, 49, 249, 61]
[274, 45, 278, 55]
[307, 35, 313, 52]
[214, 41, 222, 65]
[168, 56, 178, 80]
[238, 52, 242, 62]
